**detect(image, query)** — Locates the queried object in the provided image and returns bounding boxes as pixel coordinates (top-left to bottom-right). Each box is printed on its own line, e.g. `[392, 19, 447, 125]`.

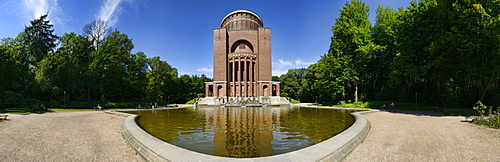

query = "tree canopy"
[0, 14, 211, 109]
[3, 1, 500, 109]
[276, 0, 500, 108]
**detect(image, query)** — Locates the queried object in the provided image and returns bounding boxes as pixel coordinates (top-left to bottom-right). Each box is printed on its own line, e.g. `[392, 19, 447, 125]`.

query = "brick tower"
[204, 10, 282, 105]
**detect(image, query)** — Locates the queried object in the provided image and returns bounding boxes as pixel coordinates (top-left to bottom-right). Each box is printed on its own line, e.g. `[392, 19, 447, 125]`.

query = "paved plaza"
[0, 111, 142, 161]
[345, 111, 500, 162]
[0, 110, 498, 161]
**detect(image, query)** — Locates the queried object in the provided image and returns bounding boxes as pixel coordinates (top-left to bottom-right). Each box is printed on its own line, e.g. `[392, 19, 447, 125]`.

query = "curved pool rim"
[109, 106, 377, 162]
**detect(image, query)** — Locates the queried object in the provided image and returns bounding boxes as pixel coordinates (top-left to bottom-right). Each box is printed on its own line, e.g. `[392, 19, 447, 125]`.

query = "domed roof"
[220, 10, 263, 29]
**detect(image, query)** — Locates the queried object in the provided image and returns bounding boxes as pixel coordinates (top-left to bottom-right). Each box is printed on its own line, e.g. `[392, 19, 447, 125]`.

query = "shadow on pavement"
[376, 109, 444, 117]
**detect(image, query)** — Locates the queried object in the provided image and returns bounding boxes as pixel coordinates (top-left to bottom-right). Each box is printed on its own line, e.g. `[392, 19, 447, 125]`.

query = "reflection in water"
[128, 107, 355, 158]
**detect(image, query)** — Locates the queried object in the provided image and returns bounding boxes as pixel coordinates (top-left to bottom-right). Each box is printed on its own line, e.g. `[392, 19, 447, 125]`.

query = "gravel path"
[345, 111, 500, 162]
[0, 111, 142, 162]
[1, 110, 499, 162]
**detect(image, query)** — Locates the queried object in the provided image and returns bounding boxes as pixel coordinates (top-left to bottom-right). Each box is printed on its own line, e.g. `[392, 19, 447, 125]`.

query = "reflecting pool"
[126, 107, 355, 158]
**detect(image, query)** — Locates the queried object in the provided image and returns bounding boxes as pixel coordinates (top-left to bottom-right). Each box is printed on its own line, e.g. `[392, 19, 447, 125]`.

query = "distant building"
[203, 10, 285, 105]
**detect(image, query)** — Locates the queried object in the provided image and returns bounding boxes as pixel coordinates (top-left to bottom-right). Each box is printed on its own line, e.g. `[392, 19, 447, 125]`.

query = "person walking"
[390, 102, 396, 112]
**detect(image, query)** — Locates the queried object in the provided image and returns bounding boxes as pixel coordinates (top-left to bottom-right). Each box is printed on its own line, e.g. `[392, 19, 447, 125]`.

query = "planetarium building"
[201, 10, 287, 106]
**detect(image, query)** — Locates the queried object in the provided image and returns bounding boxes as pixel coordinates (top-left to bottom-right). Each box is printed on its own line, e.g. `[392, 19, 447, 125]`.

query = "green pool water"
[126, 107, 355, 158]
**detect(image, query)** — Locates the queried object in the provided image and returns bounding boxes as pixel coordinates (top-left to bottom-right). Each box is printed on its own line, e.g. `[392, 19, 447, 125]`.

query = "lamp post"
[415, 92, 418, 109]
[64, 91, 66, 109]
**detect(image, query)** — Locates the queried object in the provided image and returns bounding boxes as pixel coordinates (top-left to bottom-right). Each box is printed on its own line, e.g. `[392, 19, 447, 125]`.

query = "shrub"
[442, 108, 478, 116]
[105, 102, 138, 108]
[471, 101, 500, 129]
[473, 101, 487, 116]
[48, 100, 63, 108]
[473, 115, 500, 129]
[285, 97, 300, 104]
[0, 91, 27, 108]
[186, 97, 200, 104]
[334, 101, 369, 108]
[353, 101, 369, 108]
[25, 98, 44, 111]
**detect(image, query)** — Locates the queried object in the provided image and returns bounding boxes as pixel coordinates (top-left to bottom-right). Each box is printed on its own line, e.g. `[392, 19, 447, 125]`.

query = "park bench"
[94, 106, 103, 111]
[0, 114, 8, 120]
[463, 116, 473, 122]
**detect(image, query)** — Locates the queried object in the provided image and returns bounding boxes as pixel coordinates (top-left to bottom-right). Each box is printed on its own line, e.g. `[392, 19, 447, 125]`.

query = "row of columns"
[229, 54, 256, 97]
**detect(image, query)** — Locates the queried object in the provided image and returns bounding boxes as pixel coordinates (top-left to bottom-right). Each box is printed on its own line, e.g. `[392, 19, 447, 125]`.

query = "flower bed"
[473, 115, 500, 129]
[472, 101, 500, 129]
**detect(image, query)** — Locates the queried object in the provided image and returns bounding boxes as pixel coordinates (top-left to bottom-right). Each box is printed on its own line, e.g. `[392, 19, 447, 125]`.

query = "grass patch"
[442, 108, 478, 116]
[48, 108, 137, 111]
[6, 111, 31, 115]
[1, 107, 44, 114]
[363, 101, 434, 111]
[307, 101, 435, 111]
[186, 97, 200, 104]
[286, 97, 300, 104]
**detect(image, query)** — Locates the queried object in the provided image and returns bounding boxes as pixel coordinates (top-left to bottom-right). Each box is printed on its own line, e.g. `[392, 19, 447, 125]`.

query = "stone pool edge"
[108, 106, 378, 162]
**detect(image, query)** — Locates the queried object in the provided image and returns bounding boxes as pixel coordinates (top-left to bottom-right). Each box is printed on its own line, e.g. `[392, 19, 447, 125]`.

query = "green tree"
[393, 0, 500, 106]
[0, 38, 23, 92]
[304, 63, 322, 103]
[446, 0, 500, 103]
[36, 32, 93, 101]
[22, 14, 58, 64]
[83, 19, 112, 50]
[1, 33, 37, 97]
[125, 52, 149, 101]
[89, 31, 134, 101]
[368, 5, 402, 101]
[321, 0, 381, 102]
[146, 57, 177, 103]
[190, 74, 212, 98]
[279, 68, 307, 101]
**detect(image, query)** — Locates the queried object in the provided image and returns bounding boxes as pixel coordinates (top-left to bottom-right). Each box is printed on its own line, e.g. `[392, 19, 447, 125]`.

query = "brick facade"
[206, 10, 280, 99]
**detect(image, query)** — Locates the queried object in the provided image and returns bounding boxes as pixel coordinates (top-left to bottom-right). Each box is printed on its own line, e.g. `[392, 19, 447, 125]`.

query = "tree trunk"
[354, 82, 359, 102]
[478, 66, 498, 102]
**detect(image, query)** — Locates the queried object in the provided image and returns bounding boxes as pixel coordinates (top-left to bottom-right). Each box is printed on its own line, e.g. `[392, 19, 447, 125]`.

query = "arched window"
[231, 40, 254, 53]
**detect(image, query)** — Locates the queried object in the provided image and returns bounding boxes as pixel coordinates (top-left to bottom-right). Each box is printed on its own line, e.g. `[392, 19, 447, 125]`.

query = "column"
[232, 60, 236, 97]
[228, 62, 232, 97]
[205, 84, 209, 97]
[249, 59, 253, 97]
[236, 60, 240, 97]
[240, 59, 244, 97]
[276, 83, 280, 96]
[243, 58, 248, 97]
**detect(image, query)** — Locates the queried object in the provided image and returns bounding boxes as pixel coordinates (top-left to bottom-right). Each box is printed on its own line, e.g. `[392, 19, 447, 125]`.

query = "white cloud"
[295, 59, 315, 67]
[197, 67, 213, 78]
[197, 67, 213, 73]
[22, 0, 66, 24]
[23, 0, 49, 18]
[272, 69, 289, 76]
[178, 71, 194, 76]
[276, 59, 293, 68]
[97, 0, 134, 27]
[272, 58, 315, 76]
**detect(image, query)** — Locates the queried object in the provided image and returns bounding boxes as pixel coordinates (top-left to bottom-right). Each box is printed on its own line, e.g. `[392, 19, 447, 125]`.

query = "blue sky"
[0, 0, 412, 78]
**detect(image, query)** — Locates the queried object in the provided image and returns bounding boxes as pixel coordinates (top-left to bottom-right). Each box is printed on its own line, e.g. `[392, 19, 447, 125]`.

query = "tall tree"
[321, 0, 381, 102]
[83, 19, 112, 50]
[279, 68, 308, 101]
[89, 31, 134, 101]
[369, 5, 402, 100]
[146, 57, 177, 103]
[36, 32, 93, 101]
[23, 14, 58, 64]
[393, 0, 500, 106]
[0, 38, 23, 92]
[444, 0, 500, 103]
[125, 52, 149, 101]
